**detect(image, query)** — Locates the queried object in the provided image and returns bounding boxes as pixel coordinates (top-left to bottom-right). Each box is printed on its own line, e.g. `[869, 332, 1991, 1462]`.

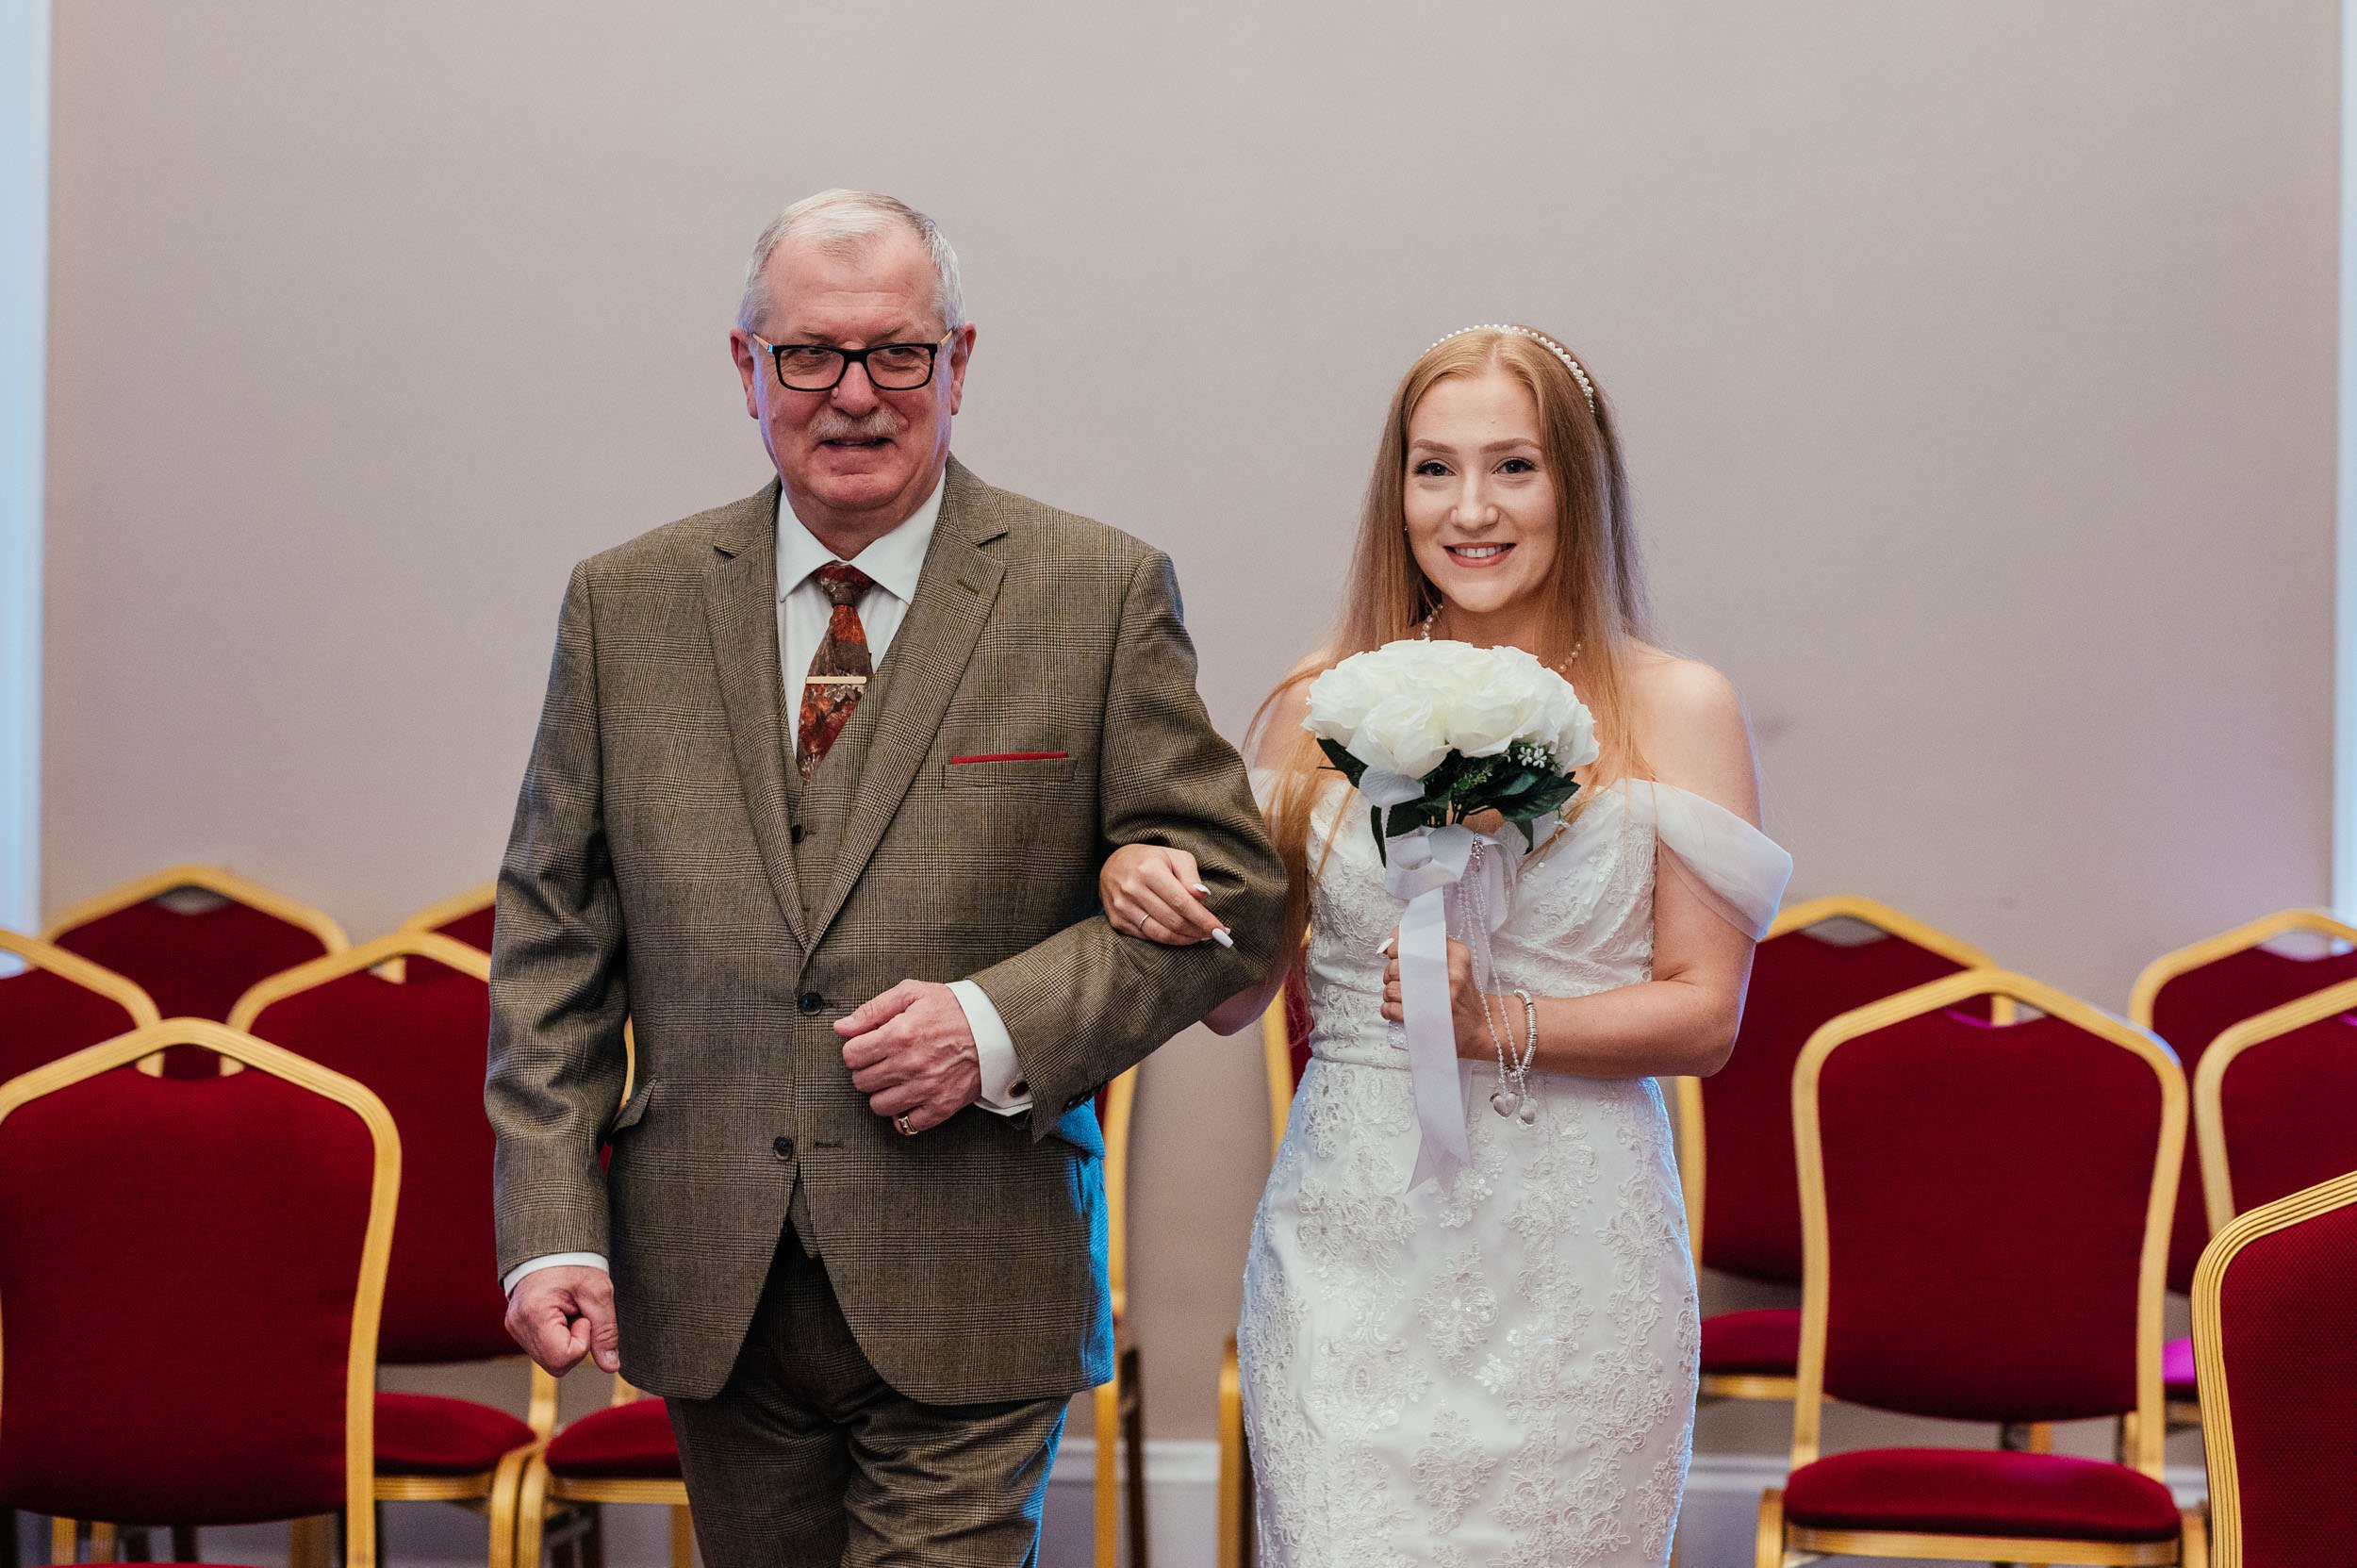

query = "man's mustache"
[809, 410, 903, 442]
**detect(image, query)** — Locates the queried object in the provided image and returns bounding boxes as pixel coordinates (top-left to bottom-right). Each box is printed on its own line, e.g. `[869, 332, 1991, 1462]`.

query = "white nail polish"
[1211, 928, 1235, 949]
[1191, 883, 1211, 895]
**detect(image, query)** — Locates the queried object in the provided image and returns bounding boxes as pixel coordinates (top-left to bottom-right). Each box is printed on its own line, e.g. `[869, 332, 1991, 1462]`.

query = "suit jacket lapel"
[702, 479, 811, 951]
[806, 457, 1007, 945]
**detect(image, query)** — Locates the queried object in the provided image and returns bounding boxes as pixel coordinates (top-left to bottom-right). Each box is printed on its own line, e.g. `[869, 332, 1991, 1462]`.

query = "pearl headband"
[1429, 323, 1596, 414]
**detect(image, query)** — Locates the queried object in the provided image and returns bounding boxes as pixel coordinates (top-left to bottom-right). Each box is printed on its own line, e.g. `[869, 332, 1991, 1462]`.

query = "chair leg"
[2181, 1507, 2208, 1568]
[0, 1507, 15, 1568]
[579, 1505, 605, 1568]
[49, 1519, 76, 1566]
[166, 1527, 194, 1565]
[668, 1506, 693, 1568]
[1754, 1489, 1784, 1568]
[1120, 1345, 1148, 1568]
[1093, 1379, 1120, 1568]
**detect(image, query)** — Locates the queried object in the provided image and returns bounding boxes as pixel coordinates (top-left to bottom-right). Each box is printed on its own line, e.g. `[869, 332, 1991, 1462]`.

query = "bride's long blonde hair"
[1252, 327, 1654, 956]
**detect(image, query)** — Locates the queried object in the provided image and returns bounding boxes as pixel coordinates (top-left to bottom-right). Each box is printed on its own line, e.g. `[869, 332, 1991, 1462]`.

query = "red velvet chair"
[0, 1019, 399, 1568]
[1673, 895, 1995, 1409]
[43, 865, 350, 1077]
[2190, 1169, 2357, 1567]
[2131, 908, 2357, 1425]
[2190, 970, 2357, 1250]
[229, 932, 552, 1567]
[1756, 970, 2205, 1568]
[514, 1378, 691, 1568]
[0, 928, 159, 1081]
[402, 883, 497, 957]
[1217, 954, 1310, 1568]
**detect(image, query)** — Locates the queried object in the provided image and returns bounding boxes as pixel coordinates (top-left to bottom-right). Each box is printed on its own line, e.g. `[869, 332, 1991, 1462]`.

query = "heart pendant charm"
[1490, 1088, 1522, 1118]
[1516, 1099, 1540, 1126]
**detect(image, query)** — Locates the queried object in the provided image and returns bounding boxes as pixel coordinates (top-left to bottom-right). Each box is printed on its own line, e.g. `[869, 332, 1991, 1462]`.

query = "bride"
[1100, 324, 1791, 1566]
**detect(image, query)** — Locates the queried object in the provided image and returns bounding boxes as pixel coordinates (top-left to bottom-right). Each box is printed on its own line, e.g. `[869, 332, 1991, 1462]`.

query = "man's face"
[730, 231, 974, 539]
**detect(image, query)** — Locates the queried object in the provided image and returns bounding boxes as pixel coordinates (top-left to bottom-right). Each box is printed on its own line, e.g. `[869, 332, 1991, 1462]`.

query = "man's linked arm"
[486, 560, 633, 1279]
[966, 548, 1287, 1137]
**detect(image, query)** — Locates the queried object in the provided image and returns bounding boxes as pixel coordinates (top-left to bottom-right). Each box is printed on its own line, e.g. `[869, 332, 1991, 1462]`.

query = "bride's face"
[1403, 370, 1559, 626]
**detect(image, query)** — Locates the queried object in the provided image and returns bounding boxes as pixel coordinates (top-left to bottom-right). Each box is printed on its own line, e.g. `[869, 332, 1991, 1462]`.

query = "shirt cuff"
[503, 1252, 609, 1296]
[949, 979, 1032, 1116]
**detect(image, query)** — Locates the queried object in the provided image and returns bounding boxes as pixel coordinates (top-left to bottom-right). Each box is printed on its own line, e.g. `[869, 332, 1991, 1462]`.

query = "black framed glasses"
[750, 330, 955, 392]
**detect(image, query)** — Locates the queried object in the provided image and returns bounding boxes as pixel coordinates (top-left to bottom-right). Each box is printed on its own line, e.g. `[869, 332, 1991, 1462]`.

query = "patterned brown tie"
[796, 562, 876, 780]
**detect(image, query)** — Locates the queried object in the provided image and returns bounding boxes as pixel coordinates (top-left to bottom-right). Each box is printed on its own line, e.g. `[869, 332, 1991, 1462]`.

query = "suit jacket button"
[798, 991, 825, 1014]
[772, 1135, 795, 1160]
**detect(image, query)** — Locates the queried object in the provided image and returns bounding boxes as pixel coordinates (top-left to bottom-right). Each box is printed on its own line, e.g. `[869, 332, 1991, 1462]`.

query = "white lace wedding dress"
[1239, 778, 1791, 1568]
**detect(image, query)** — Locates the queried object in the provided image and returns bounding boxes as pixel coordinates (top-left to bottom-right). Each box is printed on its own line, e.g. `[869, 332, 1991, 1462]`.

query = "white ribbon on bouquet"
[1361, 768, 1550, 1190]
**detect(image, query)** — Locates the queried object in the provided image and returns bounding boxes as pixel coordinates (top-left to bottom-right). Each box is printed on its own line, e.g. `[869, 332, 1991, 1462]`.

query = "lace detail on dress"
[1240, 780, 1702, 1567]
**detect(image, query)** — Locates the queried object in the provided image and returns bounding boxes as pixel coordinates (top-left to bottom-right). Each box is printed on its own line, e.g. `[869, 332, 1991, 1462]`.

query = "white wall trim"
[0, 0, 48, 932]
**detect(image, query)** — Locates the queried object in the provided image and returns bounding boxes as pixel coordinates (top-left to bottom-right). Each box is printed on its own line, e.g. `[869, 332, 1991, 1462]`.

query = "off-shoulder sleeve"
[1642, 781, 1793, 941]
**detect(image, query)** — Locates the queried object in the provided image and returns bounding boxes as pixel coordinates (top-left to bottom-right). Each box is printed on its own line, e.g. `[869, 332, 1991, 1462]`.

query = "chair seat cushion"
[1700, 1308, 1800, 1375]
[2164, 1334, 2197, 1399]
[545, 1398, 680, 1479]
[374, 1393, 536, 1477]
[1783, 1449, 2181, 1543]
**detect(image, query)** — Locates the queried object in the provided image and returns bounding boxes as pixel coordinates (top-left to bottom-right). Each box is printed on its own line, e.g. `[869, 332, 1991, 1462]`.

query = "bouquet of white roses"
[1304, 638, 1600, 859]
[1303, 639, 1601, 1189]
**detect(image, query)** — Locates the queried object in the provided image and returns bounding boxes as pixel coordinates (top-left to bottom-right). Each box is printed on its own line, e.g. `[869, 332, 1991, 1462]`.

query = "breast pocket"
[940, 751, 1079, 789]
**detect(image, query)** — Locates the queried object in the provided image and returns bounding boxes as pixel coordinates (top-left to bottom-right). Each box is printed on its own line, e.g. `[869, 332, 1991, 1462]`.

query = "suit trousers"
[666, 1225, 1066, 1568]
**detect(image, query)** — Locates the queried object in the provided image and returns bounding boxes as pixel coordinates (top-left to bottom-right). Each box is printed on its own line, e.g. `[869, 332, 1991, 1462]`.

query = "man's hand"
[837, 980, 983, 1133]
[505, 1264, 620, 1376]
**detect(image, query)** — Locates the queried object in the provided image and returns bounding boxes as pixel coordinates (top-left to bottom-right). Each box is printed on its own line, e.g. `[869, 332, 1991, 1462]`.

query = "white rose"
[1353, 689, 1450, 779]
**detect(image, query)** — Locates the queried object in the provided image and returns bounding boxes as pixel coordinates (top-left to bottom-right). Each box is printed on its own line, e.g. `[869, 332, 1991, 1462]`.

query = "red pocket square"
[949, 751, 1069, 765]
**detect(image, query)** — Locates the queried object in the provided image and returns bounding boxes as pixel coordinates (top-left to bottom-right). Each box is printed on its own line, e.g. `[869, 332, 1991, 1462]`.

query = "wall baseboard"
[10, 1447, 2207, 1568]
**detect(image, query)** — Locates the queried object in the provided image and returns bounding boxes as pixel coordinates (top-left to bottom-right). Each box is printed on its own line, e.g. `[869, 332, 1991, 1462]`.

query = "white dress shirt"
[503, 470, 1032, 1296]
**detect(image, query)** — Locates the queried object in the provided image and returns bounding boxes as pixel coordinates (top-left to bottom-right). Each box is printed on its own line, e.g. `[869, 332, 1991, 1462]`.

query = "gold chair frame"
[1674, 895, 1999, 1405]
[228, 931, 555, 1568]
[2189, 1167, 2357, 1567]
[513, 1375, 692, 1568]
[4, 1020, 399, 1568]
[2127, 908, 2357, 1033]
[1093, 1064, 1147, 1568]
[42, 864, 352, 955]
[1756, 969, 2203, 1568]
[400, 883, 498, 952]
[2190, 974, 2357, 1240]
[0, 928, 162, 1030]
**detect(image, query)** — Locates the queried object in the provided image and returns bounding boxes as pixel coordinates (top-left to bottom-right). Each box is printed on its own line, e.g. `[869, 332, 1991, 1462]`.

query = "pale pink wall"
[41, 3, 2339, 1451]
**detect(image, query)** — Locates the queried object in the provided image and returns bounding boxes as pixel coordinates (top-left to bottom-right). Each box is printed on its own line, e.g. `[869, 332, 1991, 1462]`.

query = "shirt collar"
[775, 470, 945, 605]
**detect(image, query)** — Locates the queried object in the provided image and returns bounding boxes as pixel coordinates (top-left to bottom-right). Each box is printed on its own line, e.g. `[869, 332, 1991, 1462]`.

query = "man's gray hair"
[736, 189, 966, 335]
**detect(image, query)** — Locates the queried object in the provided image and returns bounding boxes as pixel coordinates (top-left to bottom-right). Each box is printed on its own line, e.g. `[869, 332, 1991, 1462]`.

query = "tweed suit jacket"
[486, 457, 1286, 1404]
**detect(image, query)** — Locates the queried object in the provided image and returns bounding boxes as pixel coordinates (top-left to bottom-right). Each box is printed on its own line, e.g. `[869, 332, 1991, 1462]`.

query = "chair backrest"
[2192, 1169, 2357, 1567]
[230, 932, 506, 1364]
[0, 929, 159, 1081]
[0, 1020, 397, 1566]
[400, 883, 496, 956]
[1677, 896, 1992, 1284]
[44, 866, 350, 1077]
[2193, 976, 2357, 1238]
[2132, 909, 2357, 1294]
[1259, 949, 1312, 1162]
[1788, 970, 2180, 1476]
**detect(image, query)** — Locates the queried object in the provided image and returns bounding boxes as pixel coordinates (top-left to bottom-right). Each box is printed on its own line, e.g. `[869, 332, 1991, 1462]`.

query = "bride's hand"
[1381, 933, 1497, 1054]
[1101, 844, 1233, 948]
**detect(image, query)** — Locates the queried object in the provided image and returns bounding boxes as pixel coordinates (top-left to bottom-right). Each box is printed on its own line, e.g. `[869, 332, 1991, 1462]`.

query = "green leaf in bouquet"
[1387, 801, 1438, 840]
[1509, 775, 1583, 820]
[1368, 805, 1387, 865]
[1317, 737, 1369, 786]
[1487, 767, 1543, 801]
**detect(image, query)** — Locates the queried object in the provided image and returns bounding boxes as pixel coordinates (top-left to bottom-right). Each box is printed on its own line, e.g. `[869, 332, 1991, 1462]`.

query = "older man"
[487, 190, 1284, 1565]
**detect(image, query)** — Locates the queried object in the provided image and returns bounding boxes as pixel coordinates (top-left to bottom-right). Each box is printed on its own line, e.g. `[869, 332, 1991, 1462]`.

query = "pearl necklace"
[1414, 611, 1581, 672]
